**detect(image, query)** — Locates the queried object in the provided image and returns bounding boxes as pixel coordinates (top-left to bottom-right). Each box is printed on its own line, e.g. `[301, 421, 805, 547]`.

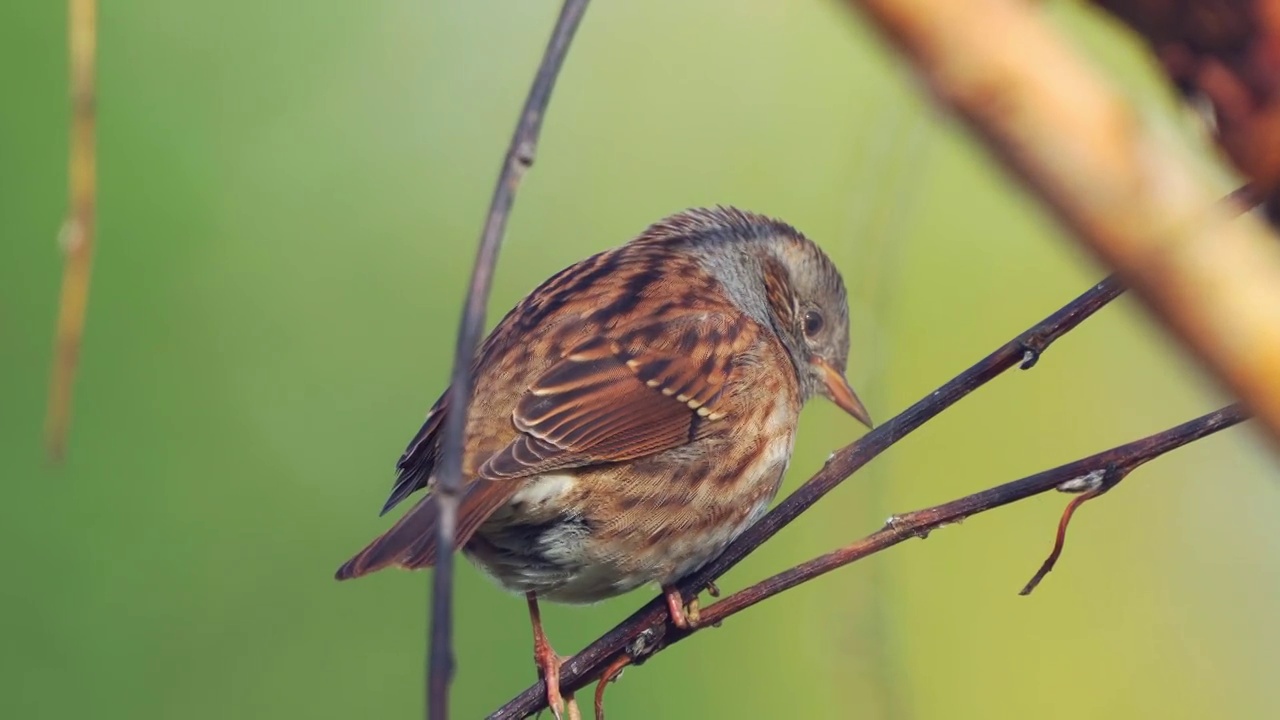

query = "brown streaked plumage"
[336, 206, 872, 717]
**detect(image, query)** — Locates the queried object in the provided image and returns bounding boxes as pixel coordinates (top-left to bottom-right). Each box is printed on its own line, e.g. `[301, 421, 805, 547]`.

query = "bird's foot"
[662, 585, 701, 631]
[533, 639, 579, 720]
[527, 592, 579, 720]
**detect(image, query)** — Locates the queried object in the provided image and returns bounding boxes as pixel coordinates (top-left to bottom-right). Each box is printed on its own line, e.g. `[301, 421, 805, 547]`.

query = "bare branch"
[428, 2, 590, 718]
[837, 0, 1280, 443]
[487, 187, 1257, 719]
[699, 403, 1246, 626]
[45, 0, 98, 462]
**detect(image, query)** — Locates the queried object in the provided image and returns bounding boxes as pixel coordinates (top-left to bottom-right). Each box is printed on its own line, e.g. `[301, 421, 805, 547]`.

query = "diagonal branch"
[487, 189, 1257, 719]
[427, 2, 590, 718]
[696, 403, 1246, 628]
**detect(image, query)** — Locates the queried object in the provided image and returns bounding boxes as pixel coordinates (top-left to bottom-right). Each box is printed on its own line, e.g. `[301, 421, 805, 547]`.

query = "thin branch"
[428, 2, 590, 719]
[697, 403, 1246, 627]
[488, 189, 1258, 719]
[45, 0, 98, 462]
[839, 0, 1280, 443]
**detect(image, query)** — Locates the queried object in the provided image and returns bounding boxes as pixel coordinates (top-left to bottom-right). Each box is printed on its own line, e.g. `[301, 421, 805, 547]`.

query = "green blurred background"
[4, 1, 1279, 718]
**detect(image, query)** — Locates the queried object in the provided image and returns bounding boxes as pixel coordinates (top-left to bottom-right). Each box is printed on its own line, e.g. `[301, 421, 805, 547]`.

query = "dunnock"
[336, 206, 871, 715]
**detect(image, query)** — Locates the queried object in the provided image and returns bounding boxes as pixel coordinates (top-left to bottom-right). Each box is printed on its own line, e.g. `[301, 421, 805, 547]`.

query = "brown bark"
[1096, 0, 1280, 217]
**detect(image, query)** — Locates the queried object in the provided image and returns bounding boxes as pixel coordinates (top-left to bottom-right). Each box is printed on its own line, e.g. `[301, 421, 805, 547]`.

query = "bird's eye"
[803, 310, 824, 338]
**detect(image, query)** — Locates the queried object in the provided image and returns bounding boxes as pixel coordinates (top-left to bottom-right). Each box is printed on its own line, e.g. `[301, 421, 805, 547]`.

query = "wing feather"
[478, 313, 754, 480]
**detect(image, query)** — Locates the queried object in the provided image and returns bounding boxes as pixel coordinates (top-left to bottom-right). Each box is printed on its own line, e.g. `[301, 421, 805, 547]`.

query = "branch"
[698, 403, 1246, 628]
[45, 0, 98, 462]
[838, 0, 1280, 444]
[428, 2, 590, 719]
[487, 189, 1257, 719]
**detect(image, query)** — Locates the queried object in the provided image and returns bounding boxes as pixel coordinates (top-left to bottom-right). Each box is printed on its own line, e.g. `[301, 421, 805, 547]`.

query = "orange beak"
[813, 358, 874, 429]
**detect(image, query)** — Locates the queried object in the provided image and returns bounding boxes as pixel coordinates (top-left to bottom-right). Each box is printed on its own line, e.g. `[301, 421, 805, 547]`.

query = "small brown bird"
[336, 206, 871, 715]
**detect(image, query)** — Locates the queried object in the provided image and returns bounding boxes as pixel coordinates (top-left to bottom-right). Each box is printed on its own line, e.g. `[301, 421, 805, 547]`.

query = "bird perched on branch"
[336, 206, 872, 717]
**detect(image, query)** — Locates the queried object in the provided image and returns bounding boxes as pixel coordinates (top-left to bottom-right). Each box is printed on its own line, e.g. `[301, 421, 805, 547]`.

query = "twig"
[1016, 467, 1119, 596]
[698, 403, 1246, 627]
[45, 0, 98, 462]
[488, 188, 1258, 719]
[838, 0, 1280, 443]
[426, 2, 590, 718]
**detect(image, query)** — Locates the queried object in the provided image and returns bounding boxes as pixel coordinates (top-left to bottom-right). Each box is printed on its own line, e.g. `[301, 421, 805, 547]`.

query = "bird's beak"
[812, 357, 874, 429]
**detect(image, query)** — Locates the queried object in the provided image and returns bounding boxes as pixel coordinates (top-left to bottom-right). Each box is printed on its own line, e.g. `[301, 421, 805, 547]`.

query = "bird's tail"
[334, 479, 513, 580]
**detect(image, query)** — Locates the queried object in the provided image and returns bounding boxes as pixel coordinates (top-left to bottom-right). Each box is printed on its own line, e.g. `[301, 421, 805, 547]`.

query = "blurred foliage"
[2, 1, 1278, 718]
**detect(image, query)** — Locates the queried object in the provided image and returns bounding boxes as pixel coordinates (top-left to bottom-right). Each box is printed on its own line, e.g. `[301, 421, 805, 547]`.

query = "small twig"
[427, 2, 591, 719]
[1018, 463, 1123, 595]
[488, 188, 1257, 719]
[45, 0, 98, 462]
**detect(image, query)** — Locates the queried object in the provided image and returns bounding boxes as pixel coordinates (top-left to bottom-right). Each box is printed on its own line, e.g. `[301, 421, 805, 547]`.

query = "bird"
[335, 206, 872, 717]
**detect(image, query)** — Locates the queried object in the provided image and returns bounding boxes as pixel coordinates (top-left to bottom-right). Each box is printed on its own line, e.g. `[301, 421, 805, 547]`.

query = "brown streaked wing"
[477, 313, 759, 481]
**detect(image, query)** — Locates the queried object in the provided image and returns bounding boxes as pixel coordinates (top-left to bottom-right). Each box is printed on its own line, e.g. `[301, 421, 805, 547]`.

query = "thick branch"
[486, 187, 1255, 719]
[837, 0, 1280, 444]
[45, 0, 98, 462]
[428, 2, 590, 718]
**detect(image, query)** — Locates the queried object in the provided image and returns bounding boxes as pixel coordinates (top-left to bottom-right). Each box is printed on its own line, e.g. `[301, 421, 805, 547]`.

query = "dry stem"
[426, 2, 591, 719]
[45, 0, 98, 462]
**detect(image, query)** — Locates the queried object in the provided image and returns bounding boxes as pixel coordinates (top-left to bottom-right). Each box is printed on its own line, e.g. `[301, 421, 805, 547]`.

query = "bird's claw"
[663, 586, 701, 631]
[534, 644, 579, 720]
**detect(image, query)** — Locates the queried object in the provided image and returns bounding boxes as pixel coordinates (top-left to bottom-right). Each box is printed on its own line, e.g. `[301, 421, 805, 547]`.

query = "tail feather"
[335, 480, 515, 581]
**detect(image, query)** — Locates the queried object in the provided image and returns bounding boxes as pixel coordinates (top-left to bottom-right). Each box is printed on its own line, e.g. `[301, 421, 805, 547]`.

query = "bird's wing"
[335, 311, 763, 579]
[478, 312, 757, 480]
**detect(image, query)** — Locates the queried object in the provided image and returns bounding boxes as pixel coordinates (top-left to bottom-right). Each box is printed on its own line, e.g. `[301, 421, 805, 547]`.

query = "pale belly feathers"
[464, 400, 797, 604]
